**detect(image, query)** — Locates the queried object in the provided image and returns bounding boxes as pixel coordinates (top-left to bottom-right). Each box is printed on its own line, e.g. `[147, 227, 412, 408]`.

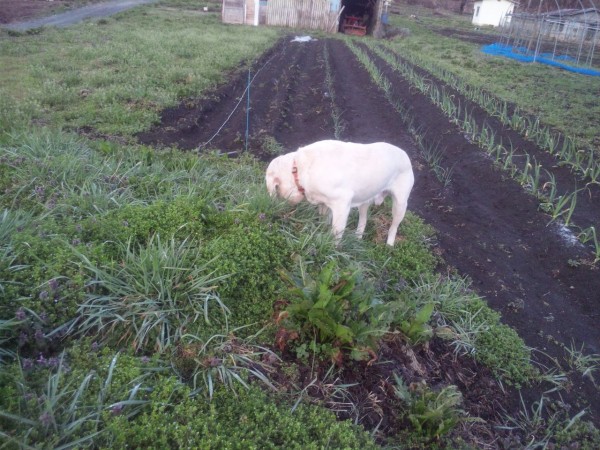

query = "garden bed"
[138, 35, 600, 431]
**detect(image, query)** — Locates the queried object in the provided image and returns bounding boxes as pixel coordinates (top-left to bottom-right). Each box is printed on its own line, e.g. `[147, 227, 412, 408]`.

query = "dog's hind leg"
[356, 203, 370, 239]
[386, 176, 413, 246]
[387, 198, 408, 246]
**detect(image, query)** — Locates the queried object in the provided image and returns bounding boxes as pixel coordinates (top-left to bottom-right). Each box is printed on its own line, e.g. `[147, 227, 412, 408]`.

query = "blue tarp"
[482, 43, 600, 77]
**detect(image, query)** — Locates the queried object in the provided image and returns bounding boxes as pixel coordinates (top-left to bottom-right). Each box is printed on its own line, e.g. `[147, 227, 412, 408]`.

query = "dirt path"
[1, 0, 156, 31]
[137, 35, 600, 426]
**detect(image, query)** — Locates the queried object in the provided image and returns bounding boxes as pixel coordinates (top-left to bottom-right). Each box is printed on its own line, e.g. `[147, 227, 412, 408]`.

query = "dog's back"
[295, 140, 413, 207]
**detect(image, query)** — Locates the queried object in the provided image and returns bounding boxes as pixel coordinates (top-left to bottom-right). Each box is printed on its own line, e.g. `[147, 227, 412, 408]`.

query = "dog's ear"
[266, 174, 280, 197]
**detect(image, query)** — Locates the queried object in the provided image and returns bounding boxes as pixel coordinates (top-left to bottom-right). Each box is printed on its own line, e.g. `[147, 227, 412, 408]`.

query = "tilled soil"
[138, 36, 600, 436]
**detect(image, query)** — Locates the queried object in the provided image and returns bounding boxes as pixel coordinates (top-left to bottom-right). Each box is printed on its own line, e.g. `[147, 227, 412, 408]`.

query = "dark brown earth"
[270, 335, 508, 447]
[137, 36, 600, 437]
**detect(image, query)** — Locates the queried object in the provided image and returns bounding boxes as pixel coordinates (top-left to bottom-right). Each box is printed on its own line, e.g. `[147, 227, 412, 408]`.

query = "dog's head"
[265, 152, 304, 204]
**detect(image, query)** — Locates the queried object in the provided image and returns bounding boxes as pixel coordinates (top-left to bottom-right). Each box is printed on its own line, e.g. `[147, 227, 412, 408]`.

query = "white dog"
[265, 140, 414, 246]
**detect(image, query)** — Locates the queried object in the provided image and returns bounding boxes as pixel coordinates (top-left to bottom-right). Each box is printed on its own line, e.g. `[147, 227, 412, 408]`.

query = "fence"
[223, 0, 342, 32]
[497, 5, 600, 70]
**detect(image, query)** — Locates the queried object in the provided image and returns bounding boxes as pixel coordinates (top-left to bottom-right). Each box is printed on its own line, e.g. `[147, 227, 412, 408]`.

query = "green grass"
[0, 3, 280, 138]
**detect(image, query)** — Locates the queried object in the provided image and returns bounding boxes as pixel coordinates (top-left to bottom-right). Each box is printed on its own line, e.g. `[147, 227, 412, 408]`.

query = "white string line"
[197, 47, 283, 151]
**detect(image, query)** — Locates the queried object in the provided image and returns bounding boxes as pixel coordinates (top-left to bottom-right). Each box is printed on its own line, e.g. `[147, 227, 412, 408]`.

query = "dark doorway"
[340, 0, 377, 35]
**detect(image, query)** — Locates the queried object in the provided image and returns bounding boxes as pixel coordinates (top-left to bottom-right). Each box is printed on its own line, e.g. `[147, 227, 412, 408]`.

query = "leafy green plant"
[444, 308, 490, 357]
[498, 394, 600, 449]
[474, 320, 535, 386]
[323, 42, 347, 140]
[103, 383, 378, 449]
[578, 226, 600, 263]
[259, 135, 285, 157]
[565, 342, 600, 386]
[3, 224, 87, 331]
[276, 260, 384, 363]
[81, 196, 210, 255]
[548, 189, 579, 227]
[4, 8, 596, 445]
[0, 318, 21, 363]
[0, 131, 141, 216]
[399, 302, 434, 345]
[367, 212, 437, 287]
[0, 209, 32, 248]
[64, 234, 230, 352]
[0, 244, 27, 298]
[198, 213, 292, 328]
[393, 373, 465, 440]
[498, 394, 556, 448]
[419, 140, 454, 187]
[553, 415, 600, 449]
[172, 332, 278, 399]
[403, 275, 535, 385]
[0, 349, 162, 449]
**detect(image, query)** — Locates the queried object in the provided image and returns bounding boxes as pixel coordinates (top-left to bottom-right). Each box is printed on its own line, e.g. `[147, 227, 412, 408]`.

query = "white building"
[472, 0, 518, 27]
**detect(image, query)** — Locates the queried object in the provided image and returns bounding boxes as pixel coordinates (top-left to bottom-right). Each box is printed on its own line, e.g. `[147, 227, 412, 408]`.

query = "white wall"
[472, 0, 515, 27]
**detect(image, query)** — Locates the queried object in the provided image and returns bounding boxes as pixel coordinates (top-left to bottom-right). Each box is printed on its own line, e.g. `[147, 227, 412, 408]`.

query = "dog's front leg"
[330, 202, 351, 244]
[318, 204, 332, 224]
[356, 203, 370, 239]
